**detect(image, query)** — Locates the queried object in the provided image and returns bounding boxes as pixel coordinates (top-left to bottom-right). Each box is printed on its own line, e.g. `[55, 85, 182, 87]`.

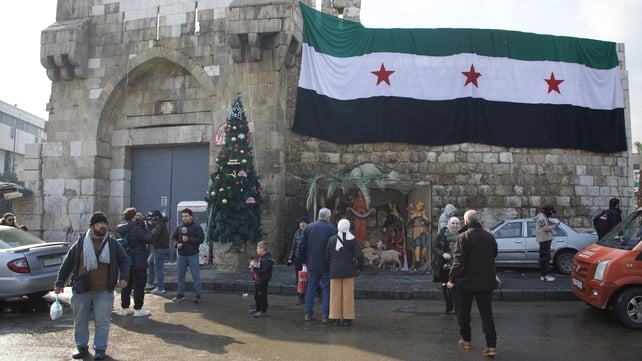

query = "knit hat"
[297, 215, 310, 223]
[90, 212, 108, 225]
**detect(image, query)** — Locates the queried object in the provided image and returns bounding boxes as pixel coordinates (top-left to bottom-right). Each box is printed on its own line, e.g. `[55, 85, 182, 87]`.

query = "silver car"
[0, 225, 68, 299]
[490, 218, 597, 274]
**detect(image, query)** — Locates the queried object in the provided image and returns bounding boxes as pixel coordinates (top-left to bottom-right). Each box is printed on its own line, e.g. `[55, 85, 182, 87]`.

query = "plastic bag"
[50, 294, 63, 320]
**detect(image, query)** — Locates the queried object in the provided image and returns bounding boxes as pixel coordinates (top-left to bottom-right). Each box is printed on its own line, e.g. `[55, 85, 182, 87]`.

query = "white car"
[490, 218, 597, 274]
[0, 225, 68, 300]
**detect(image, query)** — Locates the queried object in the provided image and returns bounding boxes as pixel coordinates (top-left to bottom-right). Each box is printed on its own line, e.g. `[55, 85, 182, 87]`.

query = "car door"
[493, 220, 526, 264]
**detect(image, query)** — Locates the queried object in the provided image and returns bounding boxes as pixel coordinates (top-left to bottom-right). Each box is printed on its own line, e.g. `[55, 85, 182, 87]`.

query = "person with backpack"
[593, 198, 622, 239]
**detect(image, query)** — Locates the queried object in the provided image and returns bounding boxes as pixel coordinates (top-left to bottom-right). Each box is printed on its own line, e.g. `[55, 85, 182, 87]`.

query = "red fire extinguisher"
[297, 266, 308, 294]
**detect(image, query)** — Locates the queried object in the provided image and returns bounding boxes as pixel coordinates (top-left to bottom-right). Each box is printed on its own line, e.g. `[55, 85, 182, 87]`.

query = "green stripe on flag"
[300, 2, 618, 70]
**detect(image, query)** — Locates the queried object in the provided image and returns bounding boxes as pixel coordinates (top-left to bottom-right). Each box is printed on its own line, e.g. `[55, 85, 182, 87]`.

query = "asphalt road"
[0, 289, 640, 361]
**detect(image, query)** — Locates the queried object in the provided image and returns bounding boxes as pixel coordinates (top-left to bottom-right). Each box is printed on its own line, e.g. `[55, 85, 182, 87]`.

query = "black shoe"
[93, 350, 106, 360]
[72, 348, 89, 359]
[343, 319, 352, 327]
[322, 316, 330, 324]
[172, 294, 185, 302]
[333, 319, 343, 327]
[193, 296, 201, 303]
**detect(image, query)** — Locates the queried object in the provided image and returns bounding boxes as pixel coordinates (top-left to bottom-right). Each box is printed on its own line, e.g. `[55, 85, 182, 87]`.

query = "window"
[495, 222, 522, 238]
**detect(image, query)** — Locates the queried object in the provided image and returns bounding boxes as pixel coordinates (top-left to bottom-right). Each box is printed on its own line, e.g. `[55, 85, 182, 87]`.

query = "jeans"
[539, 240, 552, 276]
[305, 271, 329, 316]
[152, 248, 169, 290]
[457, 290, 497, 348]
[177, 253, 201, 297]
[71, 290, 113, 352]
[146, 246, 155, 285]
[254, 281, 269, 312]
[121, 269, 147, 309]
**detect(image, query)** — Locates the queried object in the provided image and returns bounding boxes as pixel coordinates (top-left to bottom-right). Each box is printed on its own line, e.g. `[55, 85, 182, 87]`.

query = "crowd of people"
[46, 197, 625, 360]
[53, 206, 204, 360]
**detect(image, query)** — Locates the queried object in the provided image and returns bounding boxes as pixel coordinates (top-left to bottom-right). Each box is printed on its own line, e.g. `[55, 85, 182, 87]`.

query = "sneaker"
[482, 347, 497, 357]
[133, 308, 151, 317]
[458, 339, 473, 350]
[144, 284, 155, 290]
[541, 275, 556, 281]
[119, 307, 134, 316]
[72, 347, 89, 359]
[193, 296, 201, 304]
[93, 350, 106, 360]
[172, 295, 185, 302]
[150, 287, 166, 295]
[248, 308, 257, 315]
[304, 314, 313, 321]
[253, 311, 265, 318]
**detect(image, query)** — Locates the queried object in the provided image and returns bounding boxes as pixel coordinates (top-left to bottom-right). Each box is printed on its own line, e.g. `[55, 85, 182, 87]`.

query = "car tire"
[613, 287, 642, 329]
[553, 250, 575, 275]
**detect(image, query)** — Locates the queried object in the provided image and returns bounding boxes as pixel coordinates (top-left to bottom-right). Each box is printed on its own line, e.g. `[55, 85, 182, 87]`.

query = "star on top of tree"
[230, 102, 245, 119]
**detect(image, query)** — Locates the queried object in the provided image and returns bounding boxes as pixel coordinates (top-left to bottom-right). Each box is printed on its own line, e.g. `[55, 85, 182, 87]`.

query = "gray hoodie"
[438, 204, 458, 230]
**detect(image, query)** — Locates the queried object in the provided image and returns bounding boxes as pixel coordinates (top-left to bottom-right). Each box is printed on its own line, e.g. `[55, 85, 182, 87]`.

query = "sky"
[1, 0, 640, 148]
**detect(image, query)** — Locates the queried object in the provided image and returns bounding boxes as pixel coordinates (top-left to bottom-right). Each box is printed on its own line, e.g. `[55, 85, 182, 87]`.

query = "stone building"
[14, 0, 633, 263]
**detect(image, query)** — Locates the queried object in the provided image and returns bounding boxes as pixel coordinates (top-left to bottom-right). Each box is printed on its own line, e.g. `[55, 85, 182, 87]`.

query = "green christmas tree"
[205, 98, 262, 248]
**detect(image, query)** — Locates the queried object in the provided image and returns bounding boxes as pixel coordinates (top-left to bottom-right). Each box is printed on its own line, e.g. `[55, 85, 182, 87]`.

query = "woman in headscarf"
[325, 219, 364, 327]
[432, 216, 461, 313]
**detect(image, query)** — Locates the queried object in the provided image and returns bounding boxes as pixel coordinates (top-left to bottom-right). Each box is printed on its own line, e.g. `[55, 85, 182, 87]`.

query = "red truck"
[571, 207, 642, 328]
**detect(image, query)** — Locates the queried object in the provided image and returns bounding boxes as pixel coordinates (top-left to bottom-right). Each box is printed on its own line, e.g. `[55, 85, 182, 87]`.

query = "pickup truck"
[571, 208, 642, 328]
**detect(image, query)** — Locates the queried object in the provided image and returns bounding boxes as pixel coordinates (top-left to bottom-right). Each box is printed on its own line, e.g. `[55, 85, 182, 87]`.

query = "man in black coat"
[448, 210, 498, 357]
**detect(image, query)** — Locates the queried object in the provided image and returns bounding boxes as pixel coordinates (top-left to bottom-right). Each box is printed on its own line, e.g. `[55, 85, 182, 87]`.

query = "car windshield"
[597, 210, 642, 250]
[0, 226, 46, 249]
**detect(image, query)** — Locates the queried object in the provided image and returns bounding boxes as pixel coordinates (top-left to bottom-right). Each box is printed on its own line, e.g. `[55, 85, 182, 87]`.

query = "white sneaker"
[133, 309, 152, 317]
[150, 287, 166, 295]
[144, 284, 155, 290]
[119, 308, 134, 316]
[541, 275, 556, 282]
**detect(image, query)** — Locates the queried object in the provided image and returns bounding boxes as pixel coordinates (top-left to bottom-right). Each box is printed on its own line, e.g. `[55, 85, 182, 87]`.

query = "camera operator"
[146, 210, 170, 295]
[116, 208, 153, 317]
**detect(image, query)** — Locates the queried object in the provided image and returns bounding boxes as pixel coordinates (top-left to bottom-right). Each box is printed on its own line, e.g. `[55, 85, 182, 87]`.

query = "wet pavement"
[160, 263, 575, 302]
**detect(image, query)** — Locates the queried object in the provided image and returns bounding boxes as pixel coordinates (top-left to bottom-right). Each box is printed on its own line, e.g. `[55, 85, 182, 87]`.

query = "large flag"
[293, 3, 626, 153]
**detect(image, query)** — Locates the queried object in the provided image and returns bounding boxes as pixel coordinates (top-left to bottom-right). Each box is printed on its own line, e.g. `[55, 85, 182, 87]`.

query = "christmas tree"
[205, 98, 262, 249]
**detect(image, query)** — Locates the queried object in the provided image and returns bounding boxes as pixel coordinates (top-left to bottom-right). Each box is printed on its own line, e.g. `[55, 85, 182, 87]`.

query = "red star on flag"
[371, 63, 395, 86]
[462, 64, 482, 87]
[545, 72, 564, 94]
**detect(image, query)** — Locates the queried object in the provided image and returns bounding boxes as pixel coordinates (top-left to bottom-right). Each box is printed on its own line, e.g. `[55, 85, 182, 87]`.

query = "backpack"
[593, 210, 609, 237]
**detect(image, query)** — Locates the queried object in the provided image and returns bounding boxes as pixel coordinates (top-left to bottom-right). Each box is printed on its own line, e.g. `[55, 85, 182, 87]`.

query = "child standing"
[249, 241, 273, 318]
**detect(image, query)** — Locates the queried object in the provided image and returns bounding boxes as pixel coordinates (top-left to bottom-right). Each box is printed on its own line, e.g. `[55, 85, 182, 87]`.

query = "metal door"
[131, 145, 209, 228]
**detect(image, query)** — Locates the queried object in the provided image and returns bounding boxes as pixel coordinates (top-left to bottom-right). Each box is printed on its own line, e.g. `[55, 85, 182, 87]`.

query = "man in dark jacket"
[147, 210, 170, 295]
[287, 215, 309, 304]
[298, 207, 336, 323]
[170, 208, 205, 303]
[593, 197, 622, 239]
[116, 207, 153, 317]
[55, 212, 130, 360]
[448, 210, 498, 358]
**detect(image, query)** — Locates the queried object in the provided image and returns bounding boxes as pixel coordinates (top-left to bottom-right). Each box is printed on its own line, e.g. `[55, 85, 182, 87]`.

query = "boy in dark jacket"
[249, 241, 273, 318]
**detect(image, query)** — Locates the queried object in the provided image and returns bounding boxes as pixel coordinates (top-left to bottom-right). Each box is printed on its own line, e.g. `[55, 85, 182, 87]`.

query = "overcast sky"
[1, 0, 639, 148]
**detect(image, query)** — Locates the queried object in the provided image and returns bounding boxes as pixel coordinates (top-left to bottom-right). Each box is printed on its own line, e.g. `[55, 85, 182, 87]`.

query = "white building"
[0, 100, 47, 179]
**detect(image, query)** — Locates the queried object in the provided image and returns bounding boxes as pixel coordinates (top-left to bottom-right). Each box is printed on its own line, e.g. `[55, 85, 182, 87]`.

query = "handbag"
[72, 272, 92, 294]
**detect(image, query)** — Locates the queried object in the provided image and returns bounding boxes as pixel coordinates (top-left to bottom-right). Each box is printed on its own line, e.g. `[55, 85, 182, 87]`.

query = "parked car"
[0, 225, 68, 300]
[490, 218, 597, 274]
[572, 208, 642, 328]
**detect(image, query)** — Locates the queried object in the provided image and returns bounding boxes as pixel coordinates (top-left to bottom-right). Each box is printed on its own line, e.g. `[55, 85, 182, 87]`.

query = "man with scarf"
[55, 212, 130, 361]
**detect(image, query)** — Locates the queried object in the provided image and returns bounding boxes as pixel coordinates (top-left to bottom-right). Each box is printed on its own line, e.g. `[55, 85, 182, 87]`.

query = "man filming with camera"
[116, 207, 153, 317]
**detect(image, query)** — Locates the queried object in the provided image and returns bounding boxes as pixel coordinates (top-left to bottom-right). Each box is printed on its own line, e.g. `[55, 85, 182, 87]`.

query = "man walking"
[55, 212, 130, 360]
[298, 208, 336, 323]
[448, 210, 498, 357]
[171, 208, 205, 303]
[593, 197, 622, 239]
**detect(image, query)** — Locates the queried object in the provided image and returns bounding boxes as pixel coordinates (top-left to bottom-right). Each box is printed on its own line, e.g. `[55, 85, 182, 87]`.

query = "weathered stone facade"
[14, 0, 634, 263]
